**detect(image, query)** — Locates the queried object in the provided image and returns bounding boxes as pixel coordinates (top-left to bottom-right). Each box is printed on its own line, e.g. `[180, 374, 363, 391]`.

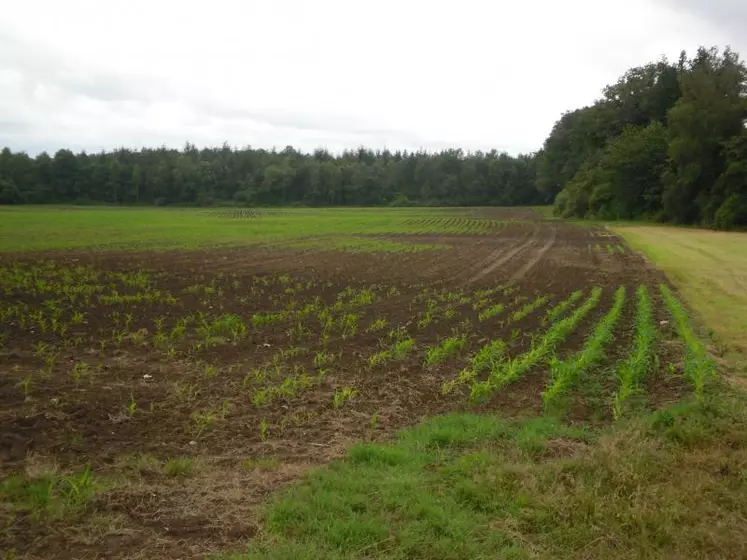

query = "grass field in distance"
[0, 206, 511, 253]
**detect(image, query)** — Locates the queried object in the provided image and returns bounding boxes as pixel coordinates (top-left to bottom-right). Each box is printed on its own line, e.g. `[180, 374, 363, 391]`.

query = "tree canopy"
[548, 47, 747, 228]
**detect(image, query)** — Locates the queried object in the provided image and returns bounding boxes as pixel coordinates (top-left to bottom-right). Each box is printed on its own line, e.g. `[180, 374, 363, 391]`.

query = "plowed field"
[0, 208, 697, 558]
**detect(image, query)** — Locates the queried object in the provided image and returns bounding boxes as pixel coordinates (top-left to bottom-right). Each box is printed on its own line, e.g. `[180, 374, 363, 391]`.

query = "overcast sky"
[1, 0, 746, 156]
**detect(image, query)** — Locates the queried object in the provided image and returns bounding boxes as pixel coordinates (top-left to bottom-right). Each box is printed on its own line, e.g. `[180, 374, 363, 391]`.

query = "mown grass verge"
[219, 390, 747, 560]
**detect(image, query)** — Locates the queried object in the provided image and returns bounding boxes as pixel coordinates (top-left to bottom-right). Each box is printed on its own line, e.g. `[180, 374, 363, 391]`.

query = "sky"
[1, 0, 746, 156]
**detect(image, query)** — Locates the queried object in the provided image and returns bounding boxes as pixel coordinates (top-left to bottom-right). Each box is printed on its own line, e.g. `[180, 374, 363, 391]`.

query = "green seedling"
[333, 387, 359, 409]
[19, 375, 33, 398]
[71, 361, 90, 385]
[424, 335, 467, 366]
[190, 411, 216, 437]
[127, 394, 138, 417]
[259, 418, 269, 441]
[368, 337, 415, 367]
[613, 286, 655, 419]
[313, 351, 335, 368]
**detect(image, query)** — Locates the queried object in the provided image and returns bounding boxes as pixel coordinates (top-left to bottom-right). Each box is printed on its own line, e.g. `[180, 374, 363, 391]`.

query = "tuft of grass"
[164, 457, 195, 477]
[0, 466, 96, 521]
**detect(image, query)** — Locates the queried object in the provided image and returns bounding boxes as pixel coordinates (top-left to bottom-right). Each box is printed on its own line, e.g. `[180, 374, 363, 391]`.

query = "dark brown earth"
[0, 210, 688, 559]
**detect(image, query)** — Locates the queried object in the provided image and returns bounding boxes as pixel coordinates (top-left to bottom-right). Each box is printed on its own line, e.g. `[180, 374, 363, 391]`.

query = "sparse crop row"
[251, 366, 322, 407]
[508, 294, 550, 323]
[542, 286, 626, 408]
[441, 340, 507, 395]
[612, 286, 655, 419]
[544, 290, 583, 324]
[660, 284, 715, 399]
[398, 217, 504, 235]
[368, 330, 416, 367]
[424, 335, 467, 366]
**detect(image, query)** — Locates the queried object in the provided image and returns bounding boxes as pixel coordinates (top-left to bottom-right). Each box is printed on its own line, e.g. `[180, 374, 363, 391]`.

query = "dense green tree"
[551, 46, 747, 229]
[664, 47, 747, 224]
[556, 123, 669, 219]
[712, 132, 747, 229]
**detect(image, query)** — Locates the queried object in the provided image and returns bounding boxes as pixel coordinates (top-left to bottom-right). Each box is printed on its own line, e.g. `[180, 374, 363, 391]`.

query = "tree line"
[1, 45, 745, 227]
[0, 144, 544, 208]
[541, 46, 747, 229]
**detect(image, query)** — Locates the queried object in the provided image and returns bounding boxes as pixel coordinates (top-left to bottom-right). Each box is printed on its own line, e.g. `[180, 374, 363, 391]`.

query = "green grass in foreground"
[220, 392, 747, 560]
[0, 207, 498, 252]
[614, 225, 747, 374]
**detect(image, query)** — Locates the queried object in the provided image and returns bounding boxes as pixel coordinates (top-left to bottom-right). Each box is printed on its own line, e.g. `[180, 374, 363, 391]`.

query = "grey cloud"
[0, 32, 150, 104]
[0, 30, 470, 155]
[659, 0, 747, 44]
[192, 100, 461, 151]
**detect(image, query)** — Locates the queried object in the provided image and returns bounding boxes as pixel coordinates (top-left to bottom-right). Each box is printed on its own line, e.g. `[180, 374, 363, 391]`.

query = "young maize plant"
[612, 286, 655, 419]
[469, 287, 603, 402]
[660, 284, 716, 400]
[542, 286, 626, 409]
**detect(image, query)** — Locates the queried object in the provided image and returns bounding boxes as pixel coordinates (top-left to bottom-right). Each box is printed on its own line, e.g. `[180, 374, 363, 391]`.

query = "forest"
[0, 146, 542, 208]
[0, 46, 745, 227]
[542, 46, 747, 228]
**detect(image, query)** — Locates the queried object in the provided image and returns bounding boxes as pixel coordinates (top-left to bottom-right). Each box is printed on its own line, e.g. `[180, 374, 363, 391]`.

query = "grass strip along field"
[1, 207, 746, 559]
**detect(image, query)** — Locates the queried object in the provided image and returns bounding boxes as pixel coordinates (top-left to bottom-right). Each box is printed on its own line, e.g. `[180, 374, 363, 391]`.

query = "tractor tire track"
[465, 224, 539, 285]
[508, 225, 557, 284]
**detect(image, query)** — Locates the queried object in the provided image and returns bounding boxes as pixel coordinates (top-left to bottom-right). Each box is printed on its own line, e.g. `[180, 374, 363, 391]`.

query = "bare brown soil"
[0, 212, 686, 559]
